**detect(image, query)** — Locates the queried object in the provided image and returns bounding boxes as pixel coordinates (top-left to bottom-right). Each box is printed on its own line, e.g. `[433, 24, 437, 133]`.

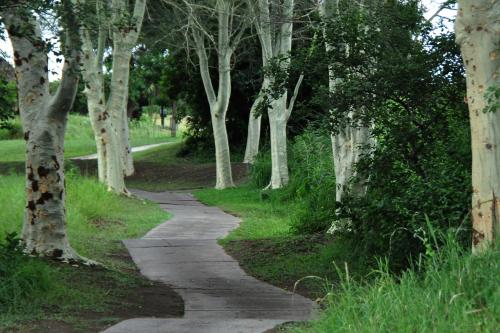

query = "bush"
[286, 130, 336, 234]
[250, 129, 336, 234]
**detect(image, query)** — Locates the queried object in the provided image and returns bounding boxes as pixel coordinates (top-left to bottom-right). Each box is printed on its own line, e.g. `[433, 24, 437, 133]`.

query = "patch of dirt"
[71, 158, 249, 191]
[4, 250, 184, 333]
[222, 234, 333, 300]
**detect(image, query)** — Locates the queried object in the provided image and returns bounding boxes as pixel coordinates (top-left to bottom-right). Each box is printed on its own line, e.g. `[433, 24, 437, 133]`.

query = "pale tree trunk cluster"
[250, 0, 304, 189]
[456, 0, 500, 252]
[1, 3, 87, 261]
[319, 0, 374, 203]
[79, 0, 146, 194]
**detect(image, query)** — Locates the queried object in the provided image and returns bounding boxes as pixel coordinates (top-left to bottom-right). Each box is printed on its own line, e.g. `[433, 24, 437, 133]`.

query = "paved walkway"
[72, 142, 172, 160]
[102, 190, 315, 333]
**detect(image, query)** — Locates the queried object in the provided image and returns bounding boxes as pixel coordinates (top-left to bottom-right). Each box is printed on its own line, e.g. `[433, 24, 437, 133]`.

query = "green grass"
[0, 114, 178, 162]
[0, 172, 169, 327]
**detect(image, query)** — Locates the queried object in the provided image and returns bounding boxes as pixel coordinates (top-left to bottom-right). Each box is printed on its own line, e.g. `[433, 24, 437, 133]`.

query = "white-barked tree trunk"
[320, 0, 374, 202]
[190, 0, 246, 189]
[2, 3, 87, 261]
[456, 0, 500, 252]
[252, 0, 303, 189]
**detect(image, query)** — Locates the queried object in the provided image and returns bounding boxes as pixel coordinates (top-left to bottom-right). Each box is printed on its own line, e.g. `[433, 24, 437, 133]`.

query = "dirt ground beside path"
[72, 156, 249, 191]
[2, 250, 184, 333]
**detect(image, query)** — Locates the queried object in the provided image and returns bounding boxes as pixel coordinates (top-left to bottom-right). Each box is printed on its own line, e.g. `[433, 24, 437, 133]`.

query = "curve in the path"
[102, 189, 316, 333]
[72, 142, 172, 160]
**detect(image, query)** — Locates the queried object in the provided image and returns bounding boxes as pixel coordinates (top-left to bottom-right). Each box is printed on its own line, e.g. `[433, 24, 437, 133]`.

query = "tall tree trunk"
[191, 0, 239, 189]
[243, 80, 267, 164]
[3, 3, 86, 261]
[252, 0, 300, 189]
[171, 101, 177, 137]
[456, 0, 500, 252]
[268, 99, 289, 188]
[320, 0, 373, 202]
[211, 109, 235, 188]
[108, 44, 134, 178]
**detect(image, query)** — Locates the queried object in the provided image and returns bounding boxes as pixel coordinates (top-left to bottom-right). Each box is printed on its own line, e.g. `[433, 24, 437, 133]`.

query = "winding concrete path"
[102, 190, 315, 333]
[72, 142, 172, 160]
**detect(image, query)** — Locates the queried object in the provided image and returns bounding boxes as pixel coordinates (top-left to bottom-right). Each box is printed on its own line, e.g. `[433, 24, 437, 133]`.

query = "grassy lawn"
[0, 173, 182, 331]
[0, 114, 178, 163]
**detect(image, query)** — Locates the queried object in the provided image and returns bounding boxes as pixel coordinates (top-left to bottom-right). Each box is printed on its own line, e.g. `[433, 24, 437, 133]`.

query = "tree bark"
[3, 3, 86, 261]
[171, 101, 177, 137]
[456, 0, 500, 252]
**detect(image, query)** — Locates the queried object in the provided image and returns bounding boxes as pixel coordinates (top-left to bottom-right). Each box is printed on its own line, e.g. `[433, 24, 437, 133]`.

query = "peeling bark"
[456, 0, 500, 252]
[2, 3, 89, 262]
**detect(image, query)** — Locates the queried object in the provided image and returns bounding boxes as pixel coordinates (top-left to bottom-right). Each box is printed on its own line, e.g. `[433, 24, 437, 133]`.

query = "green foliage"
[0, 79, 17, 129]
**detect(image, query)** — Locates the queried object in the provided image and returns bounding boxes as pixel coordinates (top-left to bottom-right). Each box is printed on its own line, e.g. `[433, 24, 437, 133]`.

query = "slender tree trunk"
[268, 100, 289, 188]
[456, 0, 500, 252]
[171, 101, 177, 137]
[211, 109, 235, 188]
[320, 0, 373, 202]
[243, 79, 268, 164]
[191, 0, 237, 189]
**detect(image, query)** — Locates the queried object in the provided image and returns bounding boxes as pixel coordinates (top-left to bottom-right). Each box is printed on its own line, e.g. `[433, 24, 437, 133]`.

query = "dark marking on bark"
[52, 156, 60, 170]
[27, 200, 36, 211]
[32, 180, 39, 192]
[486, 143, 493, 150]
[27, 166, 35, 181]
[13, 51, 22, 66]
[44, 65, 49, 72]
[24, 131, 30, 141]
[37, 166, 50, 178]
[52, 248, 63, 258]
[472, 228, 485, 246]
[99, 99, 103, 105]
[476, 26, 483, 31]
[36, 192, 53, 205]
[59, 190, 64, 199]
[40, 77, 46, 85]
[100, 128, 106, 134]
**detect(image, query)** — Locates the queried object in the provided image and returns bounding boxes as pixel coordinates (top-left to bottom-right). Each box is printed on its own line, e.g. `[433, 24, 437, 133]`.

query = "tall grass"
[290, 236, 499, 333]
